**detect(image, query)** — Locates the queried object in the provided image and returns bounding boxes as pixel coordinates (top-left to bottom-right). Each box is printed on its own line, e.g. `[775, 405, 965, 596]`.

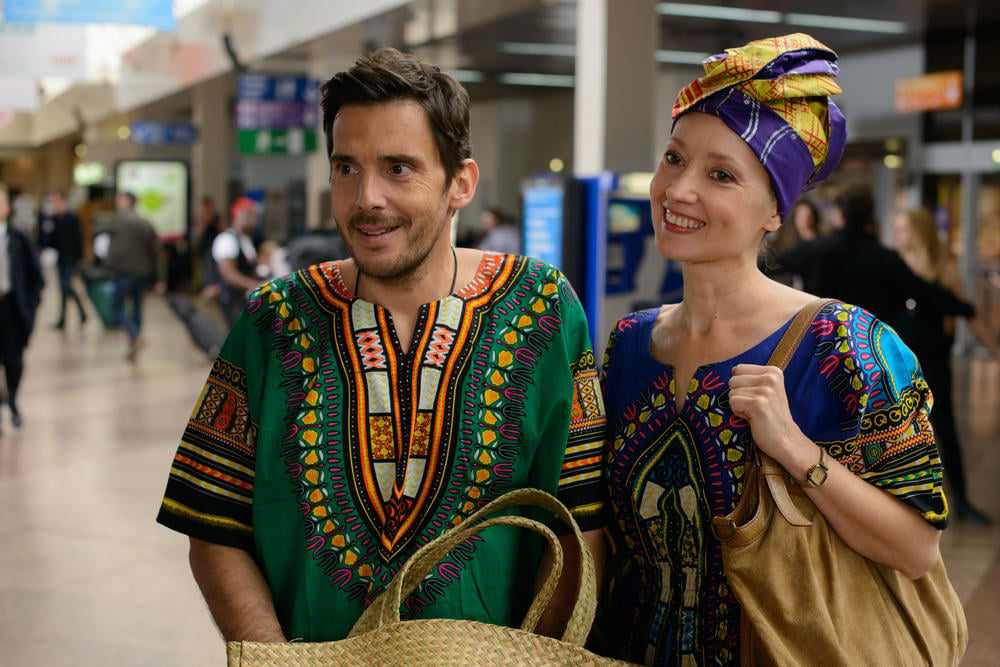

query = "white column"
[192, 74, 233, 220]
[573, 0, 606, 175]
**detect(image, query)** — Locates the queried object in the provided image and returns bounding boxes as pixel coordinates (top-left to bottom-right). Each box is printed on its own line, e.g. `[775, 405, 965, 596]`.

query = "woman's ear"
[764, 208, 782, 233]
[763, 196, 782, 233]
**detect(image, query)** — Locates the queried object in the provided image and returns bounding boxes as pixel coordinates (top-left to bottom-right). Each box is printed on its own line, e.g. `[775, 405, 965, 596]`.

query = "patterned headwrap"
[672, 33, 847, 219]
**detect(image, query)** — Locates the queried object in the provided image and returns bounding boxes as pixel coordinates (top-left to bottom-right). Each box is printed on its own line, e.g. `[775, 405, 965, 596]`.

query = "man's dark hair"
[835, 184, 876, 235]
[319, 47, 471, 185]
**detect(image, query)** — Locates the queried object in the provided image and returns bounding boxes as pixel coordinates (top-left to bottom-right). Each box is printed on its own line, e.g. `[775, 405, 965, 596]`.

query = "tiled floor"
[1, 271, 997, 665]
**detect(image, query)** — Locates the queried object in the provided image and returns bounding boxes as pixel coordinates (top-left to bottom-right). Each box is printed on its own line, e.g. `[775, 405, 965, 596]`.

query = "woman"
[892, 207, 997, 524]
[595, 34, 948, 665]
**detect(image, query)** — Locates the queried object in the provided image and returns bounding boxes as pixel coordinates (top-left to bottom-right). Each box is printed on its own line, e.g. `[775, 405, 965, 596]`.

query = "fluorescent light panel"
[499, 73, 576, 88]
[656, 2, 907, 34]
[655, 49, 710, 65]
[784, 13, 907, 34]
[444, 69, 485, 83]
[658, 2, 780, 23]
[500, 42, 576, 57]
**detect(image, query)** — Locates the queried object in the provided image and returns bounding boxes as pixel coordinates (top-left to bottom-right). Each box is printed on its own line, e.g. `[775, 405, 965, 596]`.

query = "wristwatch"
[803, 447, 829, 488]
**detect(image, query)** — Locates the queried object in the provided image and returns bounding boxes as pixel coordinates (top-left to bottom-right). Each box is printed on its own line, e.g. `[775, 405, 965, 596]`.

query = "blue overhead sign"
[130, 121, 199, 146]
[2, 0, 176, 30]
[235, 74, 321, 130]
[236, 75, 319, 103]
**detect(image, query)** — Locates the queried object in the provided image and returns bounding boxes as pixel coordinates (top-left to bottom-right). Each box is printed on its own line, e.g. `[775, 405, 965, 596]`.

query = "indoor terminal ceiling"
[291, 0, 992, 101]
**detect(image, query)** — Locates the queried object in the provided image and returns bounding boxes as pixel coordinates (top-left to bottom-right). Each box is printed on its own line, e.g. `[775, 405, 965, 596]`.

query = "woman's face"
[793, 204, 817, 239]
[649, 112, 781, 267]
[891, 212, 913, 252]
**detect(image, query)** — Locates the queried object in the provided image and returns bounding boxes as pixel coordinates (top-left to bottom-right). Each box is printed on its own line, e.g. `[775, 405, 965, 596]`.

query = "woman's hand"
[728, 363, 808, 463]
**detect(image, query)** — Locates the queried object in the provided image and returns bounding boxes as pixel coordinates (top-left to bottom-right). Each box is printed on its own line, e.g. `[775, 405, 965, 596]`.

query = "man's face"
[51, 193, 66, 214]
[234, 209, 256, 234]
[328, 100, 474, 284]
[115, 193, 130, 211]
[0, 190, 9, 222]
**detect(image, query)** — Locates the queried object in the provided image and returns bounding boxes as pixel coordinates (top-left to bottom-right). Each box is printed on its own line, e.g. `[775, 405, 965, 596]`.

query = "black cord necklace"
[354, 246, 458, 299]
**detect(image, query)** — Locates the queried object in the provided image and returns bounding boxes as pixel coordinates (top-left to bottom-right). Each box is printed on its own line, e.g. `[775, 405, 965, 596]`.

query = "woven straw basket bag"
[227, 487, 637, 666]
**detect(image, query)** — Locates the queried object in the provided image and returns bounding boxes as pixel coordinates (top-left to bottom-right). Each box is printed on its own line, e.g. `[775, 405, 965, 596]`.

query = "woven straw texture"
[227, 488, 637, 666]
[227, 618, 635, 666]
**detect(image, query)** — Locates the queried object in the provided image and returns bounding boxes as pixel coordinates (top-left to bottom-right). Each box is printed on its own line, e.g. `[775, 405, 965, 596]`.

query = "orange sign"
[894, 71, 963, 112]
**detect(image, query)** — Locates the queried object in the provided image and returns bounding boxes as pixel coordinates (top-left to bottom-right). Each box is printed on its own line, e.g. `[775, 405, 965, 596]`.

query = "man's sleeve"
[554, 278, 607, 532]
[156, 326, 258, 551]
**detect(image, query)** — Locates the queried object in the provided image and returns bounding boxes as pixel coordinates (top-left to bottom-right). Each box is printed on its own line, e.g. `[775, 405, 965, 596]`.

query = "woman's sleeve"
[828, 314, 949, 528]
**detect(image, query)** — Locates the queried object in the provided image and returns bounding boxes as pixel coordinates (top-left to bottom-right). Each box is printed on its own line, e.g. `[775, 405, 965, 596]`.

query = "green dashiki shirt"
[157, 252, 606, 641]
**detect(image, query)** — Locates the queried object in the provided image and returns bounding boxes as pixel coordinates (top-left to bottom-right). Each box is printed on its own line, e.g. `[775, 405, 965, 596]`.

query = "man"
[0, 183, 45, 429]
[477, 206, 521, 255]
[47, 191, 88, 329]
[157, 48, 606, 643]
[212, 196, 260, 327]
[102, 191, 163, 361]
[195, 195, 224, 299]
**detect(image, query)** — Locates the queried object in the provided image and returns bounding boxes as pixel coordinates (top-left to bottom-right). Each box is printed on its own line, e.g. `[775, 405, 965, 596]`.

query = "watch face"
[808, 465, 828, 487]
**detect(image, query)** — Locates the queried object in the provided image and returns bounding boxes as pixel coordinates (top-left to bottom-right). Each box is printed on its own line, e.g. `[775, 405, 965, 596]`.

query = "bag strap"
[765, 298, 834, 369]
[755, 298, 836, 526]
[347, 488, 597, 647]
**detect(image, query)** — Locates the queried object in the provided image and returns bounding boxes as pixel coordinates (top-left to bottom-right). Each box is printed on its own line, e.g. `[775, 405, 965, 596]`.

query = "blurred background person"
[0, 183, 45, 429]
[196, 195, 224, 299]
[477, 206, 521, 254]
[892, 206, 998, 524]
[213, 196, 259, 327]
[100, 191, 164, 362]
[771, 184, 973, 328]
[46, 191, 88, 329]
[791, 198, 821, 242]
[765, 196, 824, 288]
[255, 239, 291, 281]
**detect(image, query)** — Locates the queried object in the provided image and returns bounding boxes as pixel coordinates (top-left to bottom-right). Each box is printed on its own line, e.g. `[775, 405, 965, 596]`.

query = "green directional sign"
[238, 128, 318, 155]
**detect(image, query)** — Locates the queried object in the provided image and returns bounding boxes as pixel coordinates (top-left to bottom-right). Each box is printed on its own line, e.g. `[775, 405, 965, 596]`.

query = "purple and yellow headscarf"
[672, 33, 847, 219]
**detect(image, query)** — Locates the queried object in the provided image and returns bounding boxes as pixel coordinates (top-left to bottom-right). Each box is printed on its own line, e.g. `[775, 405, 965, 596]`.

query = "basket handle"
[347, 488, 596, 646]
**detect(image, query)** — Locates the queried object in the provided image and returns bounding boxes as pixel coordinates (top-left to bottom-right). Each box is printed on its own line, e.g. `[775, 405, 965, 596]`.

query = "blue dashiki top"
[594, 300, 948, 666]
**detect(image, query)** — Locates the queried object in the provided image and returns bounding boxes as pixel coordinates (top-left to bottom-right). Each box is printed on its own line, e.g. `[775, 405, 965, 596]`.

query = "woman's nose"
[665, 167, 697, 203]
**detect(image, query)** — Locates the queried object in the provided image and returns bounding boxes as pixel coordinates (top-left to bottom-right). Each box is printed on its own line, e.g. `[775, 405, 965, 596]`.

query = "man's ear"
[448, 159, 479, 211]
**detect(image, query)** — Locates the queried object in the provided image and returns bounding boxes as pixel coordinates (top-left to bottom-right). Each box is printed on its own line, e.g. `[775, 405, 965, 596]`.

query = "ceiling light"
[500, 42, 576, 58]
[655, 50, 710, 65]
[785, 13, 906, 34]
[658, 2, 781, 23]
[656, 3, 908, 35]
[444, 69, 485, 83]
[499, 73, 575, 88]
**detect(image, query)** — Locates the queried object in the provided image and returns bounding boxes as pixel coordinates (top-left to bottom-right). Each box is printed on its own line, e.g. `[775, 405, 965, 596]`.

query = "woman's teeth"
[665, 210, 705, 229]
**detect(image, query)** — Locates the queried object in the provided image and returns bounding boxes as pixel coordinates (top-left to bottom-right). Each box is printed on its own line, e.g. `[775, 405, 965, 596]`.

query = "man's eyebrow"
[328, 153, 423, 165]
[380, 153, 422, 165]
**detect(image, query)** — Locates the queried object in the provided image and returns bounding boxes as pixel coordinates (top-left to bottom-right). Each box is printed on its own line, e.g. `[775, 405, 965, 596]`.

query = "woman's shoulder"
[804, 300, 921, 403]
[612, 305, 663, 336]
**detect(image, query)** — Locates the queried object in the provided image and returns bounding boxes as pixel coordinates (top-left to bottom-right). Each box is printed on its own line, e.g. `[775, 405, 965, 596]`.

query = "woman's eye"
[663, 151, 682, 166]
[711, 169, 734, 183]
